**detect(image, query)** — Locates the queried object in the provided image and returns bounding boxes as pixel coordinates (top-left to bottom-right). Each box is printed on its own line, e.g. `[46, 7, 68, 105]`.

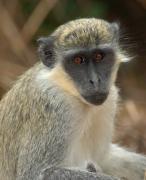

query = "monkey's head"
[38, 18, 128, 106]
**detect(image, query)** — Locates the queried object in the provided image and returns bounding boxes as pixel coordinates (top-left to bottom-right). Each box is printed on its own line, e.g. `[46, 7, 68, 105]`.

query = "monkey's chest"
[63, 108, 112, 169]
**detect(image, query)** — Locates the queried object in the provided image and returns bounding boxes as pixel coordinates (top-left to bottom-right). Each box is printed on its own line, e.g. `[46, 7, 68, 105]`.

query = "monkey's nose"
[89, 77, 100, 87]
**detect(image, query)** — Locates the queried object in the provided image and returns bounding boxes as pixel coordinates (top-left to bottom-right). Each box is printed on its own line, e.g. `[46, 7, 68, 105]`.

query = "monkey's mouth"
[82, 92, 108, 105]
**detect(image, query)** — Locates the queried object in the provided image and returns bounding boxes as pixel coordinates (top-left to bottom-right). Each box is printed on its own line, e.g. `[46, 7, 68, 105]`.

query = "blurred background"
[0, 0, 146, 154]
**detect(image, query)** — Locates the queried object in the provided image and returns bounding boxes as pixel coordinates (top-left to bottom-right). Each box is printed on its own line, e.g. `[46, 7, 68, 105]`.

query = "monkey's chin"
[82, 93, 108, 106]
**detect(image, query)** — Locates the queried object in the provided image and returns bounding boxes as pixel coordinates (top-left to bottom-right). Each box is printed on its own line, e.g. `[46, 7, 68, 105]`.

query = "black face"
[62, 47, 115, 105]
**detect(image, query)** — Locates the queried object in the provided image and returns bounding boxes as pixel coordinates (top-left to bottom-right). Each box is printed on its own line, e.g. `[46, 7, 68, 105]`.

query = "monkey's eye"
[73, 56, 85, 64]
[94, 52, 104, 63]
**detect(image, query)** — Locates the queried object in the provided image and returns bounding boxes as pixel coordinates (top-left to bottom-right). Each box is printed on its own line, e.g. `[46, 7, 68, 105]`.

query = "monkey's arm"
[101, 144, 146, 180]
[38, 167, 119, 180]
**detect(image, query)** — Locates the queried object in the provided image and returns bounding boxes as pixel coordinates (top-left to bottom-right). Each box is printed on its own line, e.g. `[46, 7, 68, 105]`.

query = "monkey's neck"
[62, 85, 118, 168]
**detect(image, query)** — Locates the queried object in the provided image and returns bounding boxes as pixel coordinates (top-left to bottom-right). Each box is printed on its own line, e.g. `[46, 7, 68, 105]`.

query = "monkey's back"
[0, 63, 73, 179]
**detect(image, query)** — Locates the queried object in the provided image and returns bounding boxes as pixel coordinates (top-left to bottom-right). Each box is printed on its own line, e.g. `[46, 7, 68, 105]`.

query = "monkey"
[0, 18, 146, 180]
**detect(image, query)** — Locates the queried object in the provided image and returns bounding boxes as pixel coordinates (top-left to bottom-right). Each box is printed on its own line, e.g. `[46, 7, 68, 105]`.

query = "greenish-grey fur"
[38, 167, 119, 180]
[52, 18, 117, 49]
[0, 63, 75, 179]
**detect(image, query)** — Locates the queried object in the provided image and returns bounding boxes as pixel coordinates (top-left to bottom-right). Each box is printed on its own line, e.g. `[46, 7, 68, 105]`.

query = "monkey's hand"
[101, 144, 146, 180]
[38, 167, 120, 180]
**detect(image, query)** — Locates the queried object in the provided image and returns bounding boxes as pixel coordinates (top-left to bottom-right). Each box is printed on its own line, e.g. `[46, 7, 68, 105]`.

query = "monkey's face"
[38, 18, 125, 106]
[62, 46, 116, 105]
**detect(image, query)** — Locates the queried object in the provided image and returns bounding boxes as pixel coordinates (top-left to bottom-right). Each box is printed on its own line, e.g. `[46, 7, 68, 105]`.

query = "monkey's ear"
[110, 22, 120, 42]
[37, 36, 55, 68]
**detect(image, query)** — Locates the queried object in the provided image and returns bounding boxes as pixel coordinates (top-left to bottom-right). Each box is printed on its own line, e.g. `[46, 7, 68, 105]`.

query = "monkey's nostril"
[89, 80, 94, 85]
[98, 78, 101, 83]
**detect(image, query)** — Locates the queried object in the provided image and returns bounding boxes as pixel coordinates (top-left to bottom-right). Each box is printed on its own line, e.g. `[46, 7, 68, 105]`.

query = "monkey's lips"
[82, 92, 108, 105]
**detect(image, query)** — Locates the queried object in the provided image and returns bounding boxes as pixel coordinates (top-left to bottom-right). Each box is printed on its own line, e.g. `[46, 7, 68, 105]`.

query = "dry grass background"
[0, 0, 146, 155]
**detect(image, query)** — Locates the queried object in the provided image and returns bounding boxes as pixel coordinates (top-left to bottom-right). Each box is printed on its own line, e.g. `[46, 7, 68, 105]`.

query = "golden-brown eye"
[73, 56, 85, 64]
[95, 52, 104, 63]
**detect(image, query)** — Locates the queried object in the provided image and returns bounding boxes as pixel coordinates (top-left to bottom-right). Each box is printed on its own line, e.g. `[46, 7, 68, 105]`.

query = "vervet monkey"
[0, 18, 146, 180]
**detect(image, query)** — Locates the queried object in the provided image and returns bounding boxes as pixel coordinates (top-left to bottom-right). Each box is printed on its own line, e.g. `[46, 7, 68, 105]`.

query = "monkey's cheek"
[82, 92, 108, 106]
